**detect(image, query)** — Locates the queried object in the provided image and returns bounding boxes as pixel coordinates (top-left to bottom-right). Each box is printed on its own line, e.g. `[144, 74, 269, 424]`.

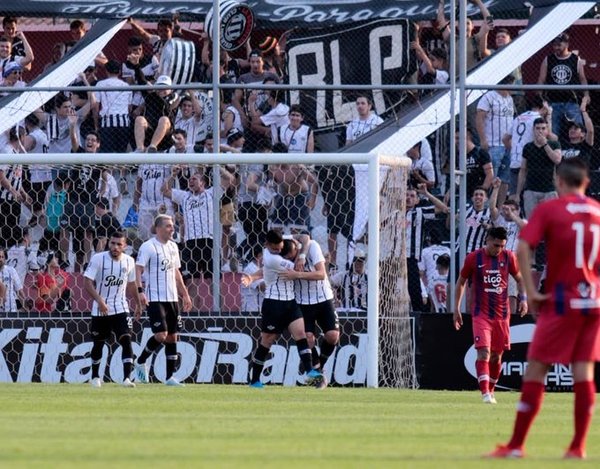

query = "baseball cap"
[353, 248, 367, 261]
[105, 60, 120, 74]
[2, 61, 22, 78]
[227, 128, 244, 144]
[155, 75, 172, 86]
[249, 48, 263, 59]
[553, 32, 569, 43]
[568, 121, 586, 131]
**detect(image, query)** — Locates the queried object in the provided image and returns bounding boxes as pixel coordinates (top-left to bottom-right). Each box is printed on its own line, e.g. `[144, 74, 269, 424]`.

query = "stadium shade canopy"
[0, 1, 586, 27]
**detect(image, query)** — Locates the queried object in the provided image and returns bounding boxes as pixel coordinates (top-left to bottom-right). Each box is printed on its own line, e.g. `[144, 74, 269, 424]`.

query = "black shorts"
[182, 238, 213, 279]
[261, 298, 303, 334]
[90, 313, 132, 341]
[327, 206, 354, 238]
[147, 301, 182, 334]
[300, 300, 339, 334]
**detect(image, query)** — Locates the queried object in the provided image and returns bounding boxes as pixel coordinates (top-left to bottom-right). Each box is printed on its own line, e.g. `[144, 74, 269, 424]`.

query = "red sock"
[476, 360, 490, 394]
[569, 381, 596, 452]
[508, 381, 545, 449]
[489, 360, 502, 393]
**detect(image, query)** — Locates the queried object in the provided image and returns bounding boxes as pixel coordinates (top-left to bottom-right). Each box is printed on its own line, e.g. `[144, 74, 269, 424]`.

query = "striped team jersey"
[84, 252, 136, 316]
[174, 113, 199, 141]
[95, 77, 132, 127]
[330, 269, 367, 311]
[464, 205, 492, 253]
[0, 163, 23, 201]
[136, 237, 181, 302]
[0, 265, 23, 313]
[241, 261, 264, 312]
[460, 248, 519, 319]
[520, 195, 600, 316]
[170, 187, 213, 241]
[406, 205, 436, 260]
[262, 248, 296, 301]
[477, 90, 514, 147]
[138, 164, 172, 211]
[295, 240, 334, 305]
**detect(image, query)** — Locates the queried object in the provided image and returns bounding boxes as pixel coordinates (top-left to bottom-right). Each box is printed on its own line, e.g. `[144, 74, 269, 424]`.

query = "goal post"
[0, 151, 413, 388]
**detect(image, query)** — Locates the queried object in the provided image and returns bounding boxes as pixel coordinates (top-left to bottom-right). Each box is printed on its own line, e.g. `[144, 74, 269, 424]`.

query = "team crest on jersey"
[551, 64, 573, 85]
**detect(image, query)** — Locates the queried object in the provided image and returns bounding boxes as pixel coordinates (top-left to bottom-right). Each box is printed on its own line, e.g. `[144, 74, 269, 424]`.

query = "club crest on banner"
[205, 1, 254, 52]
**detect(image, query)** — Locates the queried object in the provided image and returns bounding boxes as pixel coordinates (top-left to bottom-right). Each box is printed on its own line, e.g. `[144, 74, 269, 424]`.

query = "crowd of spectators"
[0, 3, 599, 314]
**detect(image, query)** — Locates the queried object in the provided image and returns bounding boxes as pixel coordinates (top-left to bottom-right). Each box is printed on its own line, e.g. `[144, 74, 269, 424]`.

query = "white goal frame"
[1, 151, 410, 388]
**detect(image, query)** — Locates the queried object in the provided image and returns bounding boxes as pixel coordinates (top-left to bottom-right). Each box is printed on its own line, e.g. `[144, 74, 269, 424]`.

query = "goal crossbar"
[4, 151, 411, 388]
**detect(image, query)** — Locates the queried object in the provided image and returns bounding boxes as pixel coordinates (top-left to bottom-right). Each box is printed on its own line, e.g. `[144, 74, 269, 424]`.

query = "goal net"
[0, 152, 413, 388]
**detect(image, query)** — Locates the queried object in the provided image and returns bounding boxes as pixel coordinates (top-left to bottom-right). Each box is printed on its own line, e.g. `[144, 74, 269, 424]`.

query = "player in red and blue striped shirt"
[454, 226, 528, 404]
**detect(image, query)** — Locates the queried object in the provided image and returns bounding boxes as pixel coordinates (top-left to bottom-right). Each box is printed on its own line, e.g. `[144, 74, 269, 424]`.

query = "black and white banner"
[286, 19, 416, 130]
[0, 1, 582, 27]
[0, 19, 125, 136]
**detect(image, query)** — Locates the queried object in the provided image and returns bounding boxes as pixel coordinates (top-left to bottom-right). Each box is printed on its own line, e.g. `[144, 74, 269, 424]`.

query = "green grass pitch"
[0, 384, 598, 468]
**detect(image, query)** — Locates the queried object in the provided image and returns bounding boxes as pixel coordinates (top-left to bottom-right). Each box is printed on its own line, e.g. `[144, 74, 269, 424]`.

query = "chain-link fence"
[1, 1, 600, 385]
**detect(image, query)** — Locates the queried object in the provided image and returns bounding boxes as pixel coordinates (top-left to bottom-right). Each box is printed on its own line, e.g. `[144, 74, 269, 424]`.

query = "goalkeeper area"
[1, 384, 596, 467]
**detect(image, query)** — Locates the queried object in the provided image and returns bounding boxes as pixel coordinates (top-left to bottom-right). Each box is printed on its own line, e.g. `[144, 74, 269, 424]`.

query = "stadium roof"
[0, 1, 589, 27]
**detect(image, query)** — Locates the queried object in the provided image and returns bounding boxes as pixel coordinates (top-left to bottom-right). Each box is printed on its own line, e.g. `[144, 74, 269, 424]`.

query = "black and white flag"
[286, 19, 416, 130]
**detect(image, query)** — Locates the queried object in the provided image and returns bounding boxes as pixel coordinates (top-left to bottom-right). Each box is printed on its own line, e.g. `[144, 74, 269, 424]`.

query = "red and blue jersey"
[460, 248, 519, 319]
[520, 194, 600, 316]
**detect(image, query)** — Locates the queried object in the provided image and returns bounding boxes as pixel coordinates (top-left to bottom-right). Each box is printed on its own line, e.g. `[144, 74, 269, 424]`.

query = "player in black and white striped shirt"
[279, 238, 339, 388]
[404, 184, 449, 312]
[162, 168, 213, 279]
[83, 232, 140, 388]
[241, 230, 324, 388]
[134, 215, 192, 386]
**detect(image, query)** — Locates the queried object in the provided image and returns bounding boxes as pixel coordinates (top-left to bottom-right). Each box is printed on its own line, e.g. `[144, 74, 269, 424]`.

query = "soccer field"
[0, 385, 596, 468]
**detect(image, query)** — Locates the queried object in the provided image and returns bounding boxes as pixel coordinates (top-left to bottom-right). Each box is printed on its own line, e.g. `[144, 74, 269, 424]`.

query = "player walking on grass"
[453, 226, 528, 404]
[84, 232, 140, 388]
[279, 238, 339, 389]
[489, 158, 600, 459]
[242, 230, 324, 388]
[134, 215, 192, 387]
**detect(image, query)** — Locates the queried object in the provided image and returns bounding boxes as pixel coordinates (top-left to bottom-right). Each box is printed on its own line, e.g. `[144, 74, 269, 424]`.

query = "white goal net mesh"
[378, 160, 415, 388]
[0, 155, 412, 387]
